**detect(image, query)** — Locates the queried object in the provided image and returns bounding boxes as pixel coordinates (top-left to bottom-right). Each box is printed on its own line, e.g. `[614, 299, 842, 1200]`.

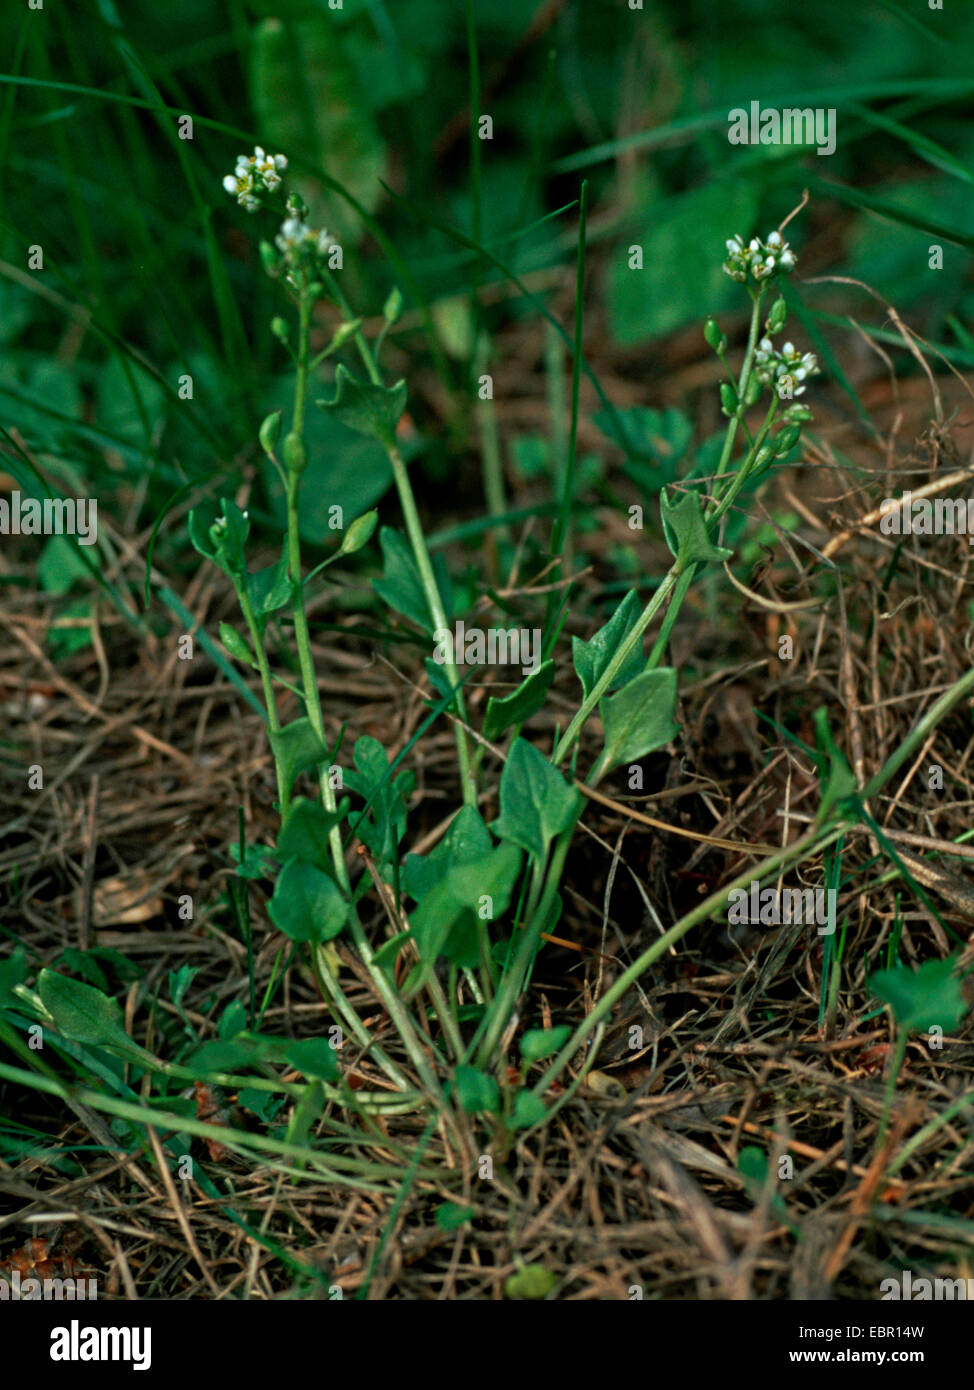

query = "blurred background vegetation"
[1, 0, 972, 626]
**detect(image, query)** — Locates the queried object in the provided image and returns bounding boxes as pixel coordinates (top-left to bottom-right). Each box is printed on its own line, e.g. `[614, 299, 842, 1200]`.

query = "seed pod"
[774, 423, 802, 455]
[743, 374, 763, 407]
[283, 431, 308, 476]
[259, 410, 282, 455]
[720, 382, 738, 416]
[270, 317, 289, 342]
[383, 287, 403, 324]
[766, 296, 788, 334]
[259, 240, 279, 276]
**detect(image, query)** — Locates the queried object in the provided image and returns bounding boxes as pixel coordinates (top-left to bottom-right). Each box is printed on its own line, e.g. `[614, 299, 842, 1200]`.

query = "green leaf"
[510, 1090, 548, 1129]
[268, 859, 348, 944]
[285, 1038, 340, 1083]
[659, 487, 733, 566]
[344, 735, 414, 865]
[372, 527, 432, 632]
[276, 796, 347, 874]
[599, 668, 680, 770]
[219, 621, 256, 668]
[230, 841, 279, 880]
[870, 958, 967, 1034]
[504, 1264, 558, 1300]
[404, 805, 491, 902]
[246, 556, 291, 618]
[407, 842, 522, 975]
[454, 1063, 500, 1115]
[250, 14, 387, 246]
[571, 591, 645, 699]
[608, 181, 760, 345]
[269, 718, 330, 802]
[519, 1025, 571, 1063]
[492, 739, 581, 862]
[482, 660, 555, 740]
[259, 373, 393, 545]
[813, 708, 858, 823]
[0, 947, 29, 1006]
[435, 1201, 474, 1232]
[37, 970, 147, 1060]
[317, 365, 406, 444]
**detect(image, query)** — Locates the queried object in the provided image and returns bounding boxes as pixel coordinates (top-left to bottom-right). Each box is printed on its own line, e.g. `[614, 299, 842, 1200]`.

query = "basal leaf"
[492, 739, 581, 861]
[268, 859, 348, 944]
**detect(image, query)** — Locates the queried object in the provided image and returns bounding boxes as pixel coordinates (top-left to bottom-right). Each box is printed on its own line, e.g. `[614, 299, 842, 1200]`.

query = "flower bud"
[271, 317, 289, 342]
[383, 287, 403, 324]
[765, 296, 787, 334]
[283, 431, 308, 475]
[259, 410, 283, 455]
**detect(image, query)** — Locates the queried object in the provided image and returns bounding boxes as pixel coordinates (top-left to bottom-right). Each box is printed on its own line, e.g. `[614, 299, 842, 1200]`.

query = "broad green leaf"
[492, 739, 581, 861]
[504, 1264, 558, 1300]
[404, 805, 491, 902]
[246, 556, 291, 618]
[519, 1025, 571, 1063]
[510, 1090, 548, 1129]
[276, 796, 347, 874]
[408, 842, 522, 975]
[268, 859, 348, 944]
[187, 1032, 292, 1073]
[572, 591, 645, 699]
[317, 365, 406, 444]
[608, 181, 759, 344]
[659, 487, 733, 566]
[38, 970, 148, 1060]
[269, 718, 329, 801]
[260, 373, 393, 544]
[455, 1063, 500, 1115]
[372, 527, 432, 632]
[250, 15, 387, 245]
[285, 1038, 340, 1083]
[870, 958, 967, 1034]
[482, 660, 555, 740]
[599, 668, 680, 770]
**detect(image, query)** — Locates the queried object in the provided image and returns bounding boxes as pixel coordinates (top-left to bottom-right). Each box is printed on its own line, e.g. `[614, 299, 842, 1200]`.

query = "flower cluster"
[222, 146, 288, 212]
[723, 229, 796, 284]
[275, 216, 335, 263]
[754, 338, 818, 398]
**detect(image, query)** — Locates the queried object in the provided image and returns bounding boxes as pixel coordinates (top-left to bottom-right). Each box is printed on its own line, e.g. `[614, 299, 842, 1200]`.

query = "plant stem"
[235, 578, 287, 814]
[877, 1027, 909, 1150]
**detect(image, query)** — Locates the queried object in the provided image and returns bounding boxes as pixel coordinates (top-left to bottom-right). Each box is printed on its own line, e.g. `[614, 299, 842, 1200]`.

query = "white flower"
[721, 229, 798, 285]
[222, 146, 290, 211]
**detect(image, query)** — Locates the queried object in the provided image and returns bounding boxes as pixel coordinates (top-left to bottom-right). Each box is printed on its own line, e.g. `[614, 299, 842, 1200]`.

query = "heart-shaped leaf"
[660, 487, 733, 566]
[268, 859, 348, 944]
[572, 590, 645, 700]
[482, 660, 555, 740]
